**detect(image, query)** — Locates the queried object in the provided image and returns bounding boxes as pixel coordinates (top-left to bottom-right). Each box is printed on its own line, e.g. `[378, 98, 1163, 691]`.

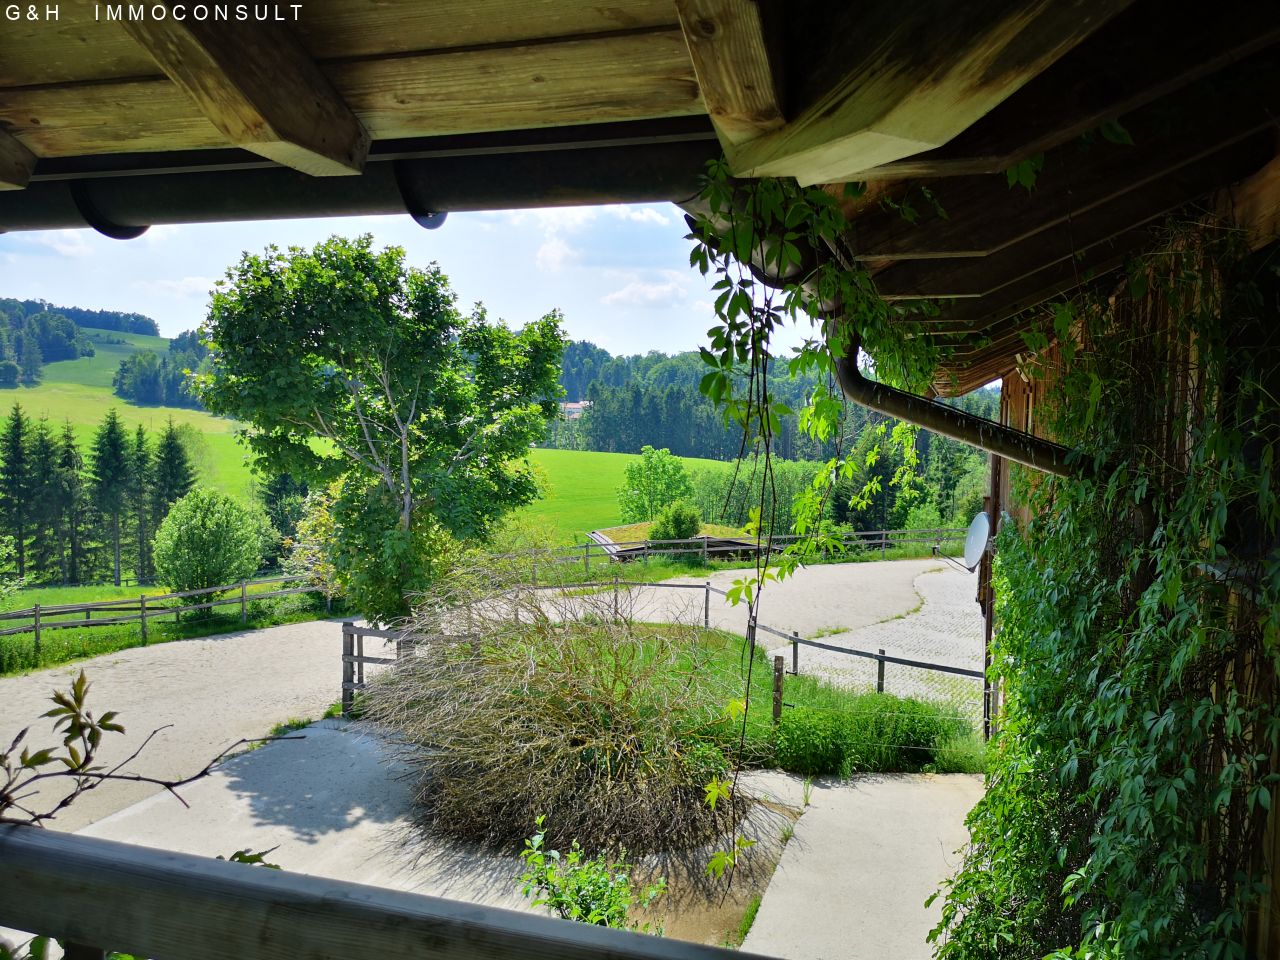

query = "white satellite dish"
[962, 512, 991, 570]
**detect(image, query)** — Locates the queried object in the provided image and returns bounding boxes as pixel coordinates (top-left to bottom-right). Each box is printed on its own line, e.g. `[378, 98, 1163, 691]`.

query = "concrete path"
[743, 774, 984, 960]
[0, 618, 391, 831]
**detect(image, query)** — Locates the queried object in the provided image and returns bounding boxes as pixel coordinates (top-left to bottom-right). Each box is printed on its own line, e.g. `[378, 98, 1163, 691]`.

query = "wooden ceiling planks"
[0, 30, 700, 159]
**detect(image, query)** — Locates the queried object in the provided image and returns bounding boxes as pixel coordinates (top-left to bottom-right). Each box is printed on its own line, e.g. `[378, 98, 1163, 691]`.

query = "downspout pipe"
[833, 333, 1081, 477]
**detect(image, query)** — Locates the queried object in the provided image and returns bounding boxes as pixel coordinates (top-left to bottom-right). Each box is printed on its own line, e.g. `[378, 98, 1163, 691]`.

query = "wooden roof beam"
[719, 0, 1131, 185]
[675, 0, 784, 147]
[0, 128, 36, 190]
[874, 132, 1277, 299]
[849, 51, 1280, 260]
[863, 0, 1280, 179]
[120, 5, 369, 176]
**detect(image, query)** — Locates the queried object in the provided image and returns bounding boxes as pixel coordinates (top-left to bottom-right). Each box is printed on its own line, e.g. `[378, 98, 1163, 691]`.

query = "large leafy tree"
[617, 445, 693, 523]
[196, 235, 565, 620]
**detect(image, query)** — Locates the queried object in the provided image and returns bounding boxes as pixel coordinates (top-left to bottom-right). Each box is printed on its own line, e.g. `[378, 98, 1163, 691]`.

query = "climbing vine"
[930, 226, 1280, 958]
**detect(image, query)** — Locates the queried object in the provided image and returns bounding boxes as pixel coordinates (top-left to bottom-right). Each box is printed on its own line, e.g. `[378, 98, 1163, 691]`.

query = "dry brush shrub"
[362, 566, 746, 854]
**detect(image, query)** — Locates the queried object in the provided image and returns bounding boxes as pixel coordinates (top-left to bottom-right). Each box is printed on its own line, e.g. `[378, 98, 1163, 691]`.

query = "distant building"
[560, 400, 591, 420]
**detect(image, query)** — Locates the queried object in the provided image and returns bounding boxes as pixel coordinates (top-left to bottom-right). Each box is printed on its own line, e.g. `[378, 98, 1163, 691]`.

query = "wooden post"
[791, 630, 799, 675]
[33, 604, 41, 661]
[341, 622, 354, 716]
[583, 542, 590, 574]
[702, 537, 708, 565]
[325, 593, 332, 615]
[240, 581, 248, 623]
[772, 655, 784, 725]
[703, 581, 710, 629]
[877, 648, 886, 693]
[139, 595, 148, 644]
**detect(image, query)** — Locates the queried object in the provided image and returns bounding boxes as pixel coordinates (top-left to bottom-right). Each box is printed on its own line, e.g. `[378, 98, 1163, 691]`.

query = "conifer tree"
[90, 410, 130, 586]
[0, 403, 31, 577]
[150, 418, 195, 531]
[56, 421, 91, 585]
[26, 418, 61, 581]
[127, 424, 153, 582]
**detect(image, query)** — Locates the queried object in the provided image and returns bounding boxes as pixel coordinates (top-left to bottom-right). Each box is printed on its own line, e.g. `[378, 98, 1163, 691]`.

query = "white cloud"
[601, 278, 686, 307]
[25, 231, 94, 258]
[506, 207, 598, 232]
[133, 275, 216, 298]
[604, 205, 671, 226]
[535, 237, 578, 272]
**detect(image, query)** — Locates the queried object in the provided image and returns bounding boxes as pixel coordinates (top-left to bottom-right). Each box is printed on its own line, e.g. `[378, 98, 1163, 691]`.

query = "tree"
[153, 489, 271, 598]
[26, 418, 61, 581]
[17, 327, 42, 382]
[150, 418, 195, 531]
[196, 234, 565, 621]
[127, 424, 153, 583]
[0, 403, 32, 578]
[55, 421, 90, 585]
[617, 446, 693, 523]
[0, 360, 18, 388]
[90, 410, 130, 586]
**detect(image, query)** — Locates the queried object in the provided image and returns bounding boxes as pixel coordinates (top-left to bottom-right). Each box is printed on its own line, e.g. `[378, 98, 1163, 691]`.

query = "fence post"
[702, 537, 708, 565]
[240, 581, 248, 623]
[881, 533, 887, 560]
[584, 542, 590, 575]
[791, 630, 799, 675]
[612, 576, 619, 622]
[33, 604, 41, 662]
[325, 593, 332, 615]
[341, 622, 354, 716]
[877, 648, 886, 693]
[703, 581, 711, 629]
[139, 595, 148, 644]
[772, 655, 784, 725]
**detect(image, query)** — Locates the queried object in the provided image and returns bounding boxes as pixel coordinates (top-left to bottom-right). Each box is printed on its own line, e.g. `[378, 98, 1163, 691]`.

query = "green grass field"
[523, 448, 729, 543]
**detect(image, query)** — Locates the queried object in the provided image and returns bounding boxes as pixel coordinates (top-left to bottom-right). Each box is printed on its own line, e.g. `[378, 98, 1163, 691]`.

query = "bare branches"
[0, 670, 303, 827]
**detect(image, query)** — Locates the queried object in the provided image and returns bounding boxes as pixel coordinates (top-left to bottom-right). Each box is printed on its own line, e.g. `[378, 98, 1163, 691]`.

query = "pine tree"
[150, 418, 195, 531]
[26, 418, 61, 581]
[56, 421, 90, 585]
[127, 424, 153, 583]
[17, 326, 42, 382]
[0, 403, 32, 578]
[90, 410, 130, 586]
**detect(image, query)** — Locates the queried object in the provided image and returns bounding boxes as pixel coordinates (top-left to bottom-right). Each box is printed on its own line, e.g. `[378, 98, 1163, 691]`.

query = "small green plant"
[649, 501, 701, 543]
[928, 732, 987, 774]
[733, 894, 763, 945]
[518, 817, 665, 932]
[773, 709, 846, 776]
[801, 778, 814, 807]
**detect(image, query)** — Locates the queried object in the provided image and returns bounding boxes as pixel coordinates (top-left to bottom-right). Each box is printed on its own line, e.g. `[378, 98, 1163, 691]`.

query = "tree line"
[0, 404, 196, 586]
[0, 298, 160, 336]
[0, 307, 94, 386]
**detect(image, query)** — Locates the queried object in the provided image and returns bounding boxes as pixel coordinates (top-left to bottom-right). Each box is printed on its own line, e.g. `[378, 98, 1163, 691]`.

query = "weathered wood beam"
[864, 0, 1280, 179]
[874, 132, 1277, 298]
[0, 128, 36, 190]
[675, 0, 784, 146]
[724, 0, 1131, 184]
[850, 51, 1280, 259]
[119, 5, 369, 176]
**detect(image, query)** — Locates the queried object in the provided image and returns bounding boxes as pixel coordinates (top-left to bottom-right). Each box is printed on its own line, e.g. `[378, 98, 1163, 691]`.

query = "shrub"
[773, 708, 848, 776]
[617, 446, 692, 522]
[153, 489, 272, 596]
[649, 501, 701, 543]
[518, 816, 665, 931]
[362, 567, 743, 853]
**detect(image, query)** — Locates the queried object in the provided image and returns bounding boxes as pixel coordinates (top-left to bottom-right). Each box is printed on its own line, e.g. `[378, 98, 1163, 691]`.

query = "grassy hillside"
[3, 331, 728, 541]
[524, 448, 729, 543]
[8, 327, 253, 499]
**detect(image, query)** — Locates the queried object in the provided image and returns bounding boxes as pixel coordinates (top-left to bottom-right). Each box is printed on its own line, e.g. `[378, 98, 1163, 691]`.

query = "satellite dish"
[962, 512, 991, 570]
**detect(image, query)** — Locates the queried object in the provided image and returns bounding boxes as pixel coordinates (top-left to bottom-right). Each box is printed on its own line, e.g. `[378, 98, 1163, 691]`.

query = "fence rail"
[340, 576, 987, 722]
[0, 575, 322, 658]
[0, 824, 766, 960]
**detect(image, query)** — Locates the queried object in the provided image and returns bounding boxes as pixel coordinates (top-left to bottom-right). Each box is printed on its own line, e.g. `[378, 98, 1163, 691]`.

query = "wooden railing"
[0, 824, 771, 960]
[510, 527, 967, 572]
[0, 575, 320, 657]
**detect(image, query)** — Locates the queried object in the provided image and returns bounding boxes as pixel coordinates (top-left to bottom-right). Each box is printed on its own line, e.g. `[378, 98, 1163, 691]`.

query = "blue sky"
[0, 201, 793, 357]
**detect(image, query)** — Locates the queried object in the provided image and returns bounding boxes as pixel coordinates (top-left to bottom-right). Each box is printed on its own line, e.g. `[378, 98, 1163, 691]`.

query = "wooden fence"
[0, 824, 769, 960]
[340, 578, 989, 731]
[0, 575, 320, 659]
[511, 527, 967, 574]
